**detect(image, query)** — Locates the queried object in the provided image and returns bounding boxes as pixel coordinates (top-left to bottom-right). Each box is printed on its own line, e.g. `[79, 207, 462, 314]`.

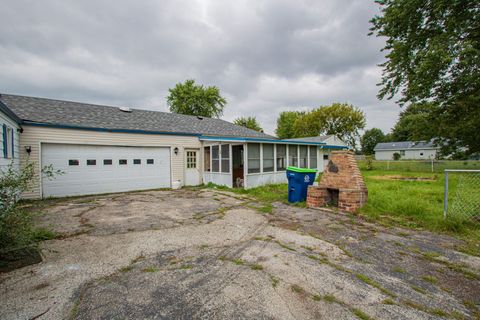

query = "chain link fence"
[357, 160, 480, 173]
[444, 170, 480, 223]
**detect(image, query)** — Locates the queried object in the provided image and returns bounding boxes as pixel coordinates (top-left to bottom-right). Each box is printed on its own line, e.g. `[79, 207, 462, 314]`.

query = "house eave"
[199, 135, 326, 145]
[22, 121, 202, 137]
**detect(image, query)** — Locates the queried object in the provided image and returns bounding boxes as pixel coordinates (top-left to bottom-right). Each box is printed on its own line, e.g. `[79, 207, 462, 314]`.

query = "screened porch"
[201, 138, 323, 189]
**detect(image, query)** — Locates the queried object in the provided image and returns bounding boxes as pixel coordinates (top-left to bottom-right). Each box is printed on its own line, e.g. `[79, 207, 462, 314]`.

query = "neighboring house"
[374, 141, 439, 160]
[283, 135, 349, 172]
[0, 99, 21, 173]
[0, 94, 344, 199]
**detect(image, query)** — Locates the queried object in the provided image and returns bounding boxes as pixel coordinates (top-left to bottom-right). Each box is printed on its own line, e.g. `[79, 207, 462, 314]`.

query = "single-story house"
[283, 135, 349, 171]
[0, 99, 21, 173]
[0, 93, 346, 199]
[374, 141, 439, 160]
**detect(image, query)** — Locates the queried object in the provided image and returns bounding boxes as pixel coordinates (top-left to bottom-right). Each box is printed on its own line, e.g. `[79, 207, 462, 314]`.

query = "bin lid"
[286, 166, 317, 173]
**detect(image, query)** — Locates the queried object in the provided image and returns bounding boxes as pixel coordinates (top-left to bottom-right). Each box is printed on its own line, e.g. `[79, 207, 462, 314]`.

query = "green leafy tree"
[167, 79, 226, 118]
[361, 128, 385, 155]
[391, 103, 439, 142]
[370, 0, 480, 154]
[293, 103, 366, 148]
[275, 111, 305, 139]
[233, 116, 263, 132]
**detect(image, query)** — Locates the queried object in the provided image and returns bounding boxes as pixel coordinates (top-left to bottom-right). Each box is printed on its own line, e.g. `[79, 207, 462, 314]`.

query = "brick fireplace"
[307, 151, 367, 213]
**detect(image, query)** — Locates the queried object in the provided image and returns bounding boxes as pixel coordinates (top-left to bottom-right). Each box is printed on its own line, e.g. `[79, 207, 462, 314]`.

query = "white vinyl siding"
[0, 110, 20, 173]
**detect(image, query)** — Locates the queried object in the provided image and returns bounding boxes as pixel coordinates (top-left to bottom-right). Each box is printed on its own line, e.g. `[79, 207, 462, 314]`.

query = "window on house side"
[103, 159, 113, 165]
[133, 159, 141, 164]
[119, 159, 127, 165]
[212, 145, 219, 172]
[187, 151, 197, 169]
[263, 144, 274, 172]
[309, 146, 317, 169]
[146, 159, 154, 164]
[299, 145, 308, 168]
[69, 159, 79, 166]
[247, 143, 260, 174]
[276, 144, 286, 171]
[86, 159, 96, 165]
[289, 145, 298, 167]
[221, 145, 230, 173]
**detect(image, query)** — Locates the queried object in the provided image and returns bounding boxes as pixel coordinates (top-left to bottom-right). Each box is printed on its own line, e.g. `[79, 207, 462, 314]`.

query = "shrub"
[393, 152, 401, 161]
[0, 162, 62, 252]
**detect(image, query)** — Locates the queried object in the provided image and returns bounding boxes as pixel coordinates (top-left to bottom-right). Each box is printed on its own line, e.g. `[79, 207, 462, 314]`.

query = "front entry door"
[185, 149, 201, 186]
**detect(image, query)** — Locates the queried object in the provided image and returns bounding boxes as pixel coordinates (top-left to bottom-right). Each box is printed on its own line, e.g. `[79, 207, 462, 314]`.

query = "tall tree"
[361, 128, 386, 155]
[391, 103, 439, 141]
[370, 0, 480, 154]
[167, 79, 226, 118]
[275, 111, 304, 139]
[293, 103, 366, 148]
[233, 116, 263, 132]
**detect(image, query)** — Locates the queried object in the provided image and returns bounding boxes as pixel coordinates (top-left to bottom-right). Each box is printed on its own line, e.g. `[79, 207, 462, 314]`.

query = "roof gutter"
[320, 145, 349, 150]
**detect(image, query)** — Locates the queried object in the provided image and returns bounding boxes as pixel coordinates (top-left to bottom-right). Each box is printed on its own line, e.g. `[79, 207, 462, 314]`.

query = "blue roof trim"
[320, 145, 349, 150]
[23, 121, 202, 137]
[200, 135, 326, 145]
[0, 100, 22, 125]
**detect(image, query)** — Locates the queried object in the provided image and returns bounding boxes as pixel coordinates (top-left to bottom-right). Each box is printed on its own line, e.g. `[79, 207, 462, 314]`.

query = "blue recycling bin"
[286, 166, 317, 203]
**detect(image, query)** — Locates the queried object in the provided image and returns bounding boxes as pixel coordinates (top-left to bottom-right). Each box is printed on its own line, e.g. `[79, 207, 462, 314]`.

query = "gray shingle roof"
[0, 94, 275, 139]
[282, 135, 331, 143]
[374, 140, 438, 151]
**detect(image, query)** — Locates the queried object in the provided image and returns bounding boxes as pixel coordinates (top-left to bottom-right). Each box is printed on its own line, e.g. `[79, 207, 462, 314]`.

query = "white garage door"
[41, 144, 171, 197]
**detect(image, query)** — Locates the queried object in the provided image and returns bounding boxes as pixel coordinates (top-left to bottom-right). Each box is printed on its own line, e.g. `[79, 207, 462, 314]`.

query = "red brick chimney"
[307, 151, 367, 213]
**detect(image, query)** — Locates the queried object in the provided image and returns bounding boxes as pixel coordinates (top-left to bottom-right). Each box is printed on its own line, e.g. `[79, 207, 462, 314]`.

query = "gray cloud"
[0, 0, 400, 135]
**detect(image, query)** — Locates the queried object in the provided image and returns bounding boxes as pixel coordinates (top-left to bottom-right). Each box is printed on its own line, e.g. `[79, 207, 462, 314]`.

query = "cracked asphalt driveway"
[0, 188, 479, 319]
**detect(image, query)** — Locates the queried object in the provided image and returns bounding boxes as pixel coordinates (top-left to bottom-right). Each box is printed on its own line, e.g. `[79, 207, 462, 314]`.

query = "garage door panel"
[41, 144, 171, 197]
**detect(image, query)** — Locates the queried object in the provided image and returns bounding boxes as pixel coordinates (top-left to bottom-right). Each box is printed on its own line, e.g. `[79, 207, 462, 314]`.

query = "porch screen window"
[299, 146, 308, 168]
[221, 145, 230, 173]
[263, 144, 274, 172]
[309, 146, 317, 169]
[288, 145, 298, 167]
[212, 145, 220, 172]
[247, 143, 260, 174]
[276, 144, 286, 171]
[204, 147, 211, 172]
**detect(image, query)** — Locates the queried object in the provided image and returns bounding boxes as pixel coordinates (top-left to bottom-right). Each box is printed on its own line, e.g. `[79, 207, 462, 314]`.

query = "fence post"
[443, 171, 448, 219]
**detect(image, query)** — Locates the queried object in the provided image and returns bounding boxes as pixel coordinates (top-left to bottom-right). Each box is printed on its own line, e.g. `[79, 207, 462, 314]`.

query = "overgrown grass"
[205, 169, 479, 255]
[359, 170, 479, 248]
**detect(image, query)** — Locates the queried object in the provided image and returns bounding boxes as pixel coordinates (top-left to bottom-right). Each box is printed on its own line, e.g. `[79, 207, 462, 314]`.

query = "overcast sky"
[0, 0, 400, 136]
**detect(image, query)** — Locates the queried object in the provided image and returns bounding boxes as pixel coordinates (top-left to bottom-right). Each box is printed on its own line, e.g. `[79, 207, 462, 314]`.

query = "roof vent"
[119, 106, 132, 113]
[197, 116, 204, 120]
